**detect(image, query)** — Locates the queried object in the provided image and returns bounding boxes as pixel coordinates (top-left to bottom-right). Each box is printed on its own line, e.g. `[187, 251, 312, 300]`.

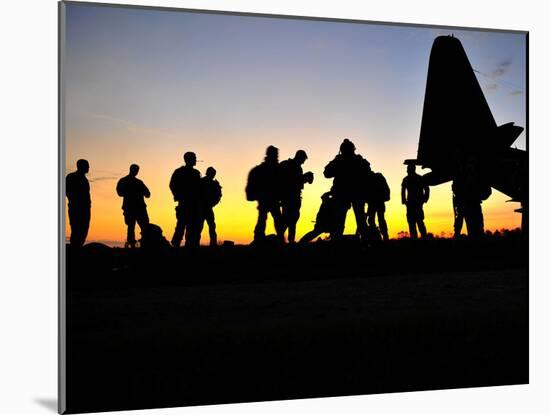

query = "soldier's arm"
[65, 175, 72, 199]
[116, 179, 124, 197]
[323, 160, 336, 178]
[401, 180, 407, 204]
[143, 183, 151, 198]
[169, 172, 177, 199]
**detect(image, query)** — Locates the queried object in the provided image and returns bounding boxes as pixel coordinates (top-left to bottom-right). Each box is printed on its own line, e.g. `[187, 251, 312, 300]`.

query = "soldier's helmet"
[295, 149, 308, 163]
[265, 145, 279, 162]
[339, 139, 356, 155]
[206, 166, 216, 178]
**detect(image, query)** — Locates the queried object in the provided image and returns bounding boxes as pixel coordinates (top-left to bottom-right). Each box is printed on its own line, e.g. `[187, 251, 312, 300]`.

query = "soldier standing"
[401, 163, 429, 239]
[116, 164, 151, 248]
[66, 159, 91, 247]
[200, 167, 222, 246]
[323, 139, 371, 242]
[452, 158, 491, 238]
[246, 145, 284, 242]
[170, 152, 202, 248]
[279, 150, 314, 244]
[366, 171, 390, 241]
[451, 182, 465, 238]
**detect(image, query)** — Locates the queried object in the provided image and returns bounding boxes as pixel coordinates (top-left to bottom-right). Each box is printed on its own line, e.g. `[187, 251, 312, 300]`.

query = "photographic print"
[59, 1, 528, 413]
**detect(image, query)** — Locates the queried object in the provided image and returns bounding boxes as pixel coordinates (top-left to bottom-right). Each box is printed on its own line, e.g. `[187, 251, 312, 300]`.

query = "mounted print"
[59, 1, 528, 413]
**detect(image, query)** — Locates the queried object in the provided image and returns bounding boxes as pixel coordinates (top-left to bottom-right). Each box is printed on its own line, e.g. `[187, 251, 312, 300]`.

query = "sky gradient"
[63, 3, 527, 246]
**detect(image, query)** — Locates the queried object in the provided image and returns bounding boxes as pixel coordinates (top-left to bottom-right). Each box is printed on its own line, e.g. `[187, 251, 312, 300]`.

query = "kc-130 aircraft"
[408, 35, 527, 230]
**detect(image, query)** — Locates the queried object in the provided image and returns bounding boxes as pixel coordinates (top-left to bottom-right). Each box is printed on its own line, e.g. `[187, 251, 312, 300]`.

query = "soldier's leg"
[463, 202, 479, 238]
[467, 202, 484, 238]
[82, 208, 90, 246]
[125, 213, 137, 247]
[378, 205, 389, 241]
[136, 210, 149, 245]
[352, 200, 368, 241]
[474, 203, 484, 236]
[331, 199, 348, 240]
[193, 214, 205, 247]
[418, 221, 427, 238]
[185, 205, 203, 248]
[205, 208, 217, 246]
[68, 206, 79, 246]
[366, 202, 382, 240]
[70, 207, 90, 247]
[299, 227, 322, 244]
[406, 206, 418, 239]
[270, 202, 285, 240]
[254, 203, 269, 241]
[479, 204, 485, 235]
[280, 201, 289, 238]
[453, 198, 464, 237]
[287, 199, 301, 244]
[464, 207, 472, 237]
[287, 211, 297, 243]
[417, 206, 427, 238]
[366, 203, 375, 228]
[171, 205, 185, 247]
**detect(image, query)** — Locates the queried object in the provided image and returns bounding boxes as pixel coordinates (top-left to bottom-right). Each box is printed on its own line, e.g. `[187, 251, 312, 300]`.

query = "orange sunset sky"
[63, 4, 526, 246]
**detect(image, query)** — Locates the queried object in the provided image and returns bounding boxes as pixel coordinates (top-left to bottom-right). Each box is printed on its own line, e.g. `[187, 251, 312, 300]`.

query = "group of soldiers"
[65, 154, 222, 248]
[66, 138, 491, 248]
[245, 139, 394, 244]
[168, 152, 222, 248]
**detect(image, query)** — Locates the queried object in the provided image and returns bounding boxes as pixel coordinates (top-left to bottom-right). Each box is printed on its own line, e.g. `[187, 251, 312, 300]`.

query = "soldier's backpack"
[211, 180, 222, 206]
[278, 159, 297, 194]
[375, 172, 391, 202]
[245, 165, 262, 201]
[140, 223, 171, 250]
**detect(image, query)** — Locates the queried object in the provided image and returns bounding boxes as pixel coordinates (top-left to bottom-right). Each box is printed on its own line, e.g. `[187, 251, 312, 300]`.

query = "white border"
[1, 0, 548, 414]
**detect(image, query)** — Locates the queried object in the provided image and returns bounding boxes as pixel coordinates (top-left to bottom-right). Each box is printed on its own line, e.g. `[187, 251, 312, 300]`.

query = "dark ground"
[64, 236, 528, 414]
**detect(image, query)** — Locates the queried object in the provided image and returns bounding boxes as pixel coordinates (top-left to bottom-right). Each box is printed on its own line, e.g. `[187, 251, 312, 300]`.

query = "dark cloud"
[490, 60, 512, 79]
[89, 176, 118, 183]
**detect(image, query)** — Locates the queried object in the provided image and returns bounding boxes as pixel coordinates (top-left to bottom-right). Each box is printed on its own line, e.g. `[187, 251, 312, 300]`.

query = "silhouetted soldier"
[170, 152, 202, 248]
[452, 158, 491, 238]
[366, 171, 390, 241]
[323, 139, 370, 241]
[66, 159, 91, 247]
[246, 145, 284, 242]
[401, 163, 429, 239]
[279, 150, 314, 243]
[116, 164, 151, 248]
[451, 182, 464, 238]
[200, 167, 222, 246]
[300, 191, 339, 243]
